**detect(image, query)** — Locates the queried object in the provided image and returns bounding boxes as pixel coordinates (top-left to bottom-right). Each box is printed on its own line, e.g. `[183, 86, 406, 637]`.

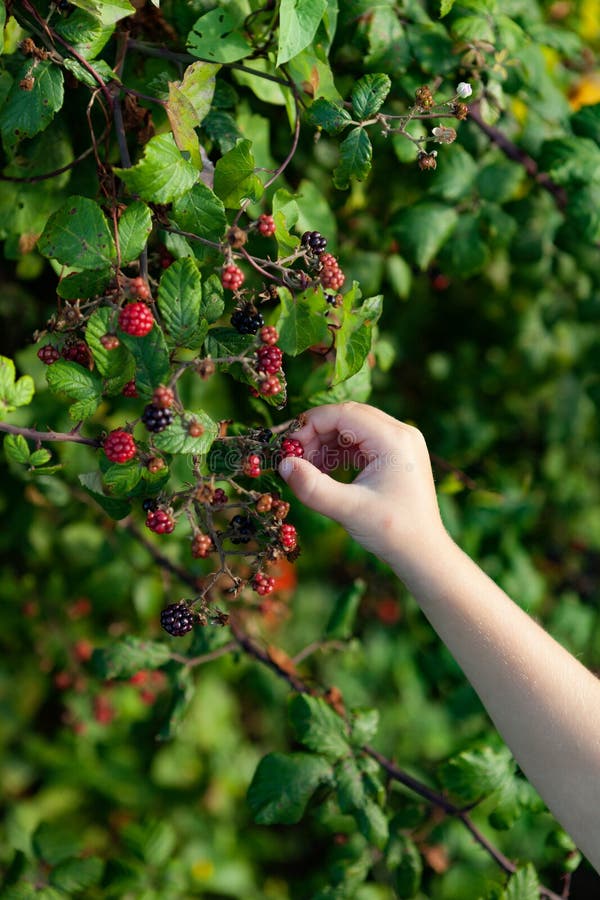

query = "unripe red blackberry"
[258, 374, 282, 396]
[281, 437, 304, 458]
[129, 276, 151, 300]
[319, 252, 345, 291]
[279, 523, 297, 550]
[221, 264, 244, 291]
[257, 213, 276, 236]
[100, 333, 120, 350]
[188, 420, 204, 438]
[146, 508, 175, 534]
[252, 572, 275, 595]
[142, 403, 174, 433]
[231, 303, 264, 335]
[147, 456, 165, 473]
[212, 487, 228, 505]
[152, 385, 174, 408]
[243, 454, 261, 478]
[256, 493, 273, 513]
[191, 532, 214, 558]
[196, 358, 216, 379]
[272, 499, 290, 520]
[37, 344, 60, 365]
[160, 601, 195, 636]
[104, 430, 137, 464]
[119, 302, 154, 337]
[256, 345, 283, 374]
[122, 379, 138, 398]
[62, 340, 92, 367]
[259, 325, 279, 346]
[301, 230, 328, 253]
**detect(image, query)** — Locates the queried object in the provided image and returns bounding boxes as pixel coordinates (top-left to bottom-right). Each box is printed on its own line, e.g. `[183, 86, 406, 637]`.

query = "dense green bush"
[2, 1, 600, 897]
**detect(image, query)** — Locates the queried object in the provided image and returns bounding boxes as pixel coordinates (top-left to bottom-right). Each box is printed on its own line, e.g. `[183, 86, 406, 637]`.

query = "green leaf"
[276, 286, 330, 356]
[349, 709, 379, 746]
[187, 8, 254, 63]
[289, 693, 350, 760]
[70, 0, 135, 25]
[539, 137, 600, 186]
[57, 268, 111, 300]
[205, 327, 255, 364]
[308, 357, 372, 406]
[79, 471, 131, 520]
[277, 0, 328, 66]
[0, 61, 64, 148]
[439, 744, 516, 805]
[29, 448, 52, 467]
[0, 4, 5, 53]
[386, 254, 412, 299]
[307, 97, 352, 135]
[571, 103, 600, 145]
[102, 461, 143, 495]
[114, 133, 199, 204]
[46, 360, 103, 420]
[391, 203, 458, 270]
[152, 411, 218, 455]
[388, 834, 423, 899]
[201, 274, 225, 323]
[118, 201, 153, 264]
[213, 139, 263, 208]
[118, 327, 170, 399]
[167, 61, 219, 168]
[333, 127, 372, 190]
[203, 109, 241, 153]
[49, 857, 104, 893]
[62, 57, 115, 89]
[440, 0, 456, 16]
[170, 181, 227, 248]
[121, 819, 176, 866]
[3, 434, 31, 464]
[272, 188, 300, 256]
[351, 74, 391, 119]
[33, 822, 82, 865]
[336, 757, 388, 849]
[505, 865, 540, 900]
[247, 751, 333, 824]
[38, 196, 116, 270]
[86, 307, 135, 389]
[157, 258, 207, 348]
[92, 636, 172, 679]
[54, 9, 114, 58]
[325, 579, 366, 639]
[0, 357, 35, 418]
[333, 289, 382, 384]
[438, 213, 489, 277]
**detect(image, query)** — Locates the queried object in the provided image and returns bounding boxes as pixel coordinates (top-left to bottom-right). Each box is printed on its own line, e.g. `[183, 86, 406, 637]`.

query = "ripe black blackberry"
[231, 303, 264, 335]
[142, 403, 174, 433]
[256, 428, 273, 443]
[301, 230, 327, 253]
[160, 601, 195, 636]
[142, 498, 157, 512]
[230, 514, 255, 544]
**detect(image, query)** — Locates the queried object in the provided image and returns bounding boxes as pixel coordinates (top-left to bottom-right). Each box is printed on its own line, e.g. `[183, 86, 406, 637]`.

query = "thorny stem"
[0, 421, 99, 448]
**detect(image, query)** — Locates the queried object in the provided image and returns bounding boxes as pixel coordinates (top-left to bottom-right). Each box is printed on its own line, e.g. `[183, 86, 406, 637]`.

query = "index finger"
[292, 402, 401, 460]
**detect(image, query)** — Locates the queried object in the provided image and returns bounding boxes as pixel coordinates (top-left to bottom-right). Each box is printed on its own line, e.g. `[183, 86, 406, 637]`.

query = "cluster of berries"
[191, 532, 214, 558]
[146, 508, 175, 534]
[252, 572, 275, 595]
[37, 340, 93, 367]
[257, 214, 276, 237]
[243, 454, 262, 478]
[281, 438, 304, 459]
[119, 302, 154, 337]
[160, 601, 195, 636]
[301, 230, 328, 254]
[129, 276, 151, 301]
[231, 301, 264, 335]
[318, 252, 345, 291]
[221, 264, 244, 291]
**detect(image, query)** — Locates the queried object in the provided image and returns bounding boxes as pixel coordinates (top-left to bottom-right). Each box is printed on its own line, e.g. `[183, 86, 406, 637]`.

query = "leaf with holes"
[187, 8, 253, 63]
[0, 61, 64, 148]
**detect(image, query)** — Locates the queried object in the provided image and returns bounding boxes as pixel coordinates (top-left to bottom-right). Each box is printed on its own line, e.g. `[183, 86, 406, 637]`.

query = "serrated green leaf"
[92, 636, 171, 679]
[351, 73, 391, 119]
[29, 448, 52, 467]
[213, 139, 263, 208]
[289, 693, 350, 760]
[247, 752, 333, 824]
[62, 57, 115, 89]
[349, 708, 379, 746]
[38, 196, 116, 270]
[45, 360, 103, 419]
[33, 823, 82, 865]
[440, 0, 456, 16]
[157, 258, 206, 348]
[102, 461, 143, 494]
[114, 133, 199, 204]
[117, 201, 153, 264]
[272, 188, 300, 256]
[388, 834, 423, 899]
[151, 411, 218, 455]
[201, 273, 225, 323]
[0, 61, 64, 148]
[325, 578, 365, 639]
[167, 61, 219, 168]
[333, 289, 382, 385]
[439, 744, 516, 805]
[69, 0, 135, 25]
[79, 471, 132, 519]
[122, 819, 176, 866]
[49, 857, 104, 893]
[3, 434, 31, 465]
[187, 8, 253, 63]
[277, 0, 328, 66]
[391, 203, 458, 270]
[333, 127, 372, 190]
[355, 797, 388, 849]
[203, 109, 241, 153]
[336, 757, 388, 849]
[276, 286, 330, 356]
[205, 327, 255, 364]
[118, 327, 170, 399]
[307, 97, 352, 135]
[86, 307, 135, 390]
[170, 181, 227, 246]
[505, 865, 540, 900]
[57, 268, 111, 300]
[54, 9, 114, 58]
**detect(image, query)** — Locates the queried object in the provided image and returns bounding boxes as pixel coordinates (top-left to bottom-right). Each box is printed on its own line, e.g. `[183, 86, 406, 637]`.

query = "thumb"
[278, 457, 354, 522]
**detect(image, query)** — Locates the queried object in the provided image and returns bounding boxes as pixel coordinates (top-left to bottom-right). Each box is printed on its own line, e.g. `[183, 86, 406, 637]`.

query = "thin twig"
[0, 421, 99, 447]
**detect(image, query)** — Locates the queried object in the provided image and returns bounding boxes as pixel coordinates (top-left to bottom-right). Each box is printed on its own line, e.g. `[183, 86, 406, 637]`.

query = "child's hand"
[278, 402, 448, 572]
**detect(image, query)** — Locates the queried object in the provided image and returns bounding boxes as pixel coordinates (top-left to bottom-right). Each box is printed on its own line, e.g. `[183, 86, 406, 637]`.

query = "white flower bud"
[456, 82, 473, 99]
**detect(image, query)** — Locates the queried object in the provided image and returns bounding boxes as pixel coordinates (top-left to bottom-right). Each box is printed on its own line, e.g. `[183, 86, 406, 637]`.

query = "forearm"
[388, 531, 600, 871]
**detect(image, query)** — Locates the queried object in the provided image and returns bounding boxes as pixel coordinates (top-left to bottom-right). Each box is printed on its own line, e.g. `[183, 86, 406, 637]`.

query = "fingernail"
[278, 458, 295, 480]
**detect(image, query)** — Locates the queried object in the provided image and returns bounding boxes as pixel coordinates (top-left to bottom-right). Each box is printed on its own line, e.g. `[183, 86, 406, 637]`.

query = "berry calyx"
[259, 325, 279, 346]
[104, 430, 137, 464]
[252, 572, 275, 595]
[221, 264, 245, 291]
[301, 230, 328, 254]
[258, 374, 282, 396]
[243, 454, 261, 478]
[142, 403, 174, 433]
[37, 344, 60, 365]
[119, 302, 154, 337]
[256, 345, 283, 374]
[279, 523, 297, 551]
[100, 333, 120, 350]
[129, 276, 151, 301]
[160, 601, 195, 636]
[152, 385, 174, 408]
[281, 437, 304, 459]
[191, 532, 214, 558]
[146, 508, 175, 534]
[231, 303, 264, 335]
[122, 379, 138, 397]
[257, 214, 276, 237]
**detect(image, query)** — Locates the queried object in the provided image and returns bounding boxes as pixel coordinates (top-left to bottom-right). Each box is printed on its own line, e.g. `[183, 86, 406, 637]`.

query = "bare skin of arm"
[278, 401, 600, 872]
